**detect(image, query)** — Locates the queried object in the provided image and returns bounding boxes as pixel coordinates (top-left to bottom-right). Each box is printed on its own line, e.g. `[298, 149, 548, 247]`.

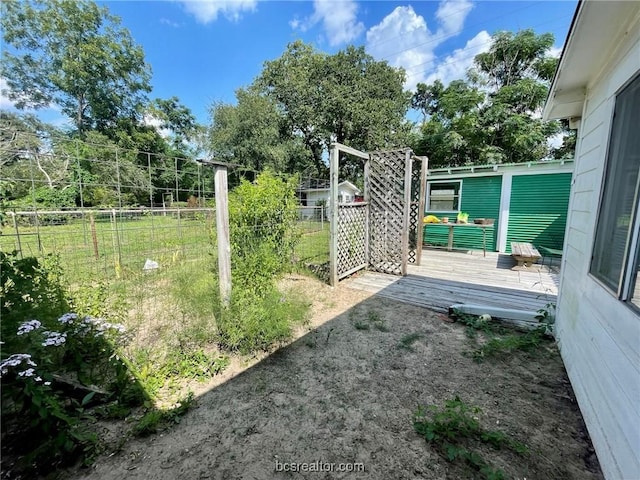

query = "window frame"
[426, 179, 463, 213]
[589, 72, 640, 311]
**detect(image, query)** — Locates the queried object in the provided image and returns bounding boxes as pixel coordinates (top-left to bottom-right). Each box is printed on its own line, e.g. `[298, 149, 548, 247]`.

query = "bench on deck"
[511, 242, 541, 268]
[538, 245, 563, 266]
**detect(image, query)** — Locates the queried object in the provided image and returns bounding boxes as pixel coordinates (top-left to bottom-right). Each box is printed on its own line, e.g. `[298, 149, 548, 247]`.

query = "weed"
[414, 397, 527, 479]
[304, 331, 319, 348]
[325, 327, 335, 345]
[351, 309, 389, 332]
[133, 392, 195, 437]
[354, 321, 370, 331]
[398, 333, 424, 351]
[451, 309, 550, 362]
[471, 327, 547, 362]
[535, 301, 556, 333]
[451, 309, 503, 338]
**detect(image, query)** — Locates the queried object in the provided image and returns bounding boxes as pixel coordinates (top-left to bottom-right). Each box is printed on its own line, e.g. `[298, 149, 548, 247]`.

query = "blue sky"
[2, 0, 579, 126]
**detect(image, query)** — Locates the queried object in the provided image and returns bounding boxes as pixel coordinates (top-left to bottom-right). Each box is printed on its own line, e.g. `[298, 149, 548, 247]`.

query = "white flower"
[0, 354, 37, 375]
[18, 368, 35, 377]
[41, 331, 67, 347]
[17, 320, 42, 335]
[44, 381, 51, 386]
[58, 313, 79, 324]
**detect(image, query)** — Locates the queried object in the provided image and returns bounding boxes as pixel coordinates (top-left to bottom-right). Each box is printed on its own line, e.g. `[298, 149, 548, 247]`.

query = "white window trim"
[589, 72, 640, 311]
[426, 179, 463, 213]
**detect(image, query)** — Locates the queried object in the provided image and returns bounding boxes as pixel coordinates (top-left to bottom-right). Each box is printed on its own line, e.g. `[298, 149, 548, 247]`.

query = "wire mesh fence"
[2, 208, 216, 279]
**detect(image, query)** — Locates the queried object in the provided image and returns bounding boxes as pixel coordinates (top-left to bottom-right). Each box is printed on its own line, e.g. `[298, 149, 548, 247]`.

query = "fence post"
[11, 212, 23, 259]
[110, 209, 122, 279]
[214, 165, 231, 306]
[416, 155, 428, 266]
[329, 144, 339, 286]
[90, 212, 99, 260]
[401, 150, 413, 276]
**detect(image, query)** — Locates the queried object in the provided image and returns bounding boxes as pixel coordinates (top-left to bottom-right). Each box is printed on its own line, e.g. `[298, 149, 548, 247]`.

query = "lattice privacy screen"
[336, 203, 368, 280]
[367, 149, 411, 275]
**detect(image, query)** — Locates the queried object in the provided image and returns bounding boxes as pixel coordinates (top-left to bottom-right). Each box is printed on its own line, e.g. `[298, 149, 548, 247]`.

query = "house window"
[590, 74, 640, 308]
[427, 181, 462, 212]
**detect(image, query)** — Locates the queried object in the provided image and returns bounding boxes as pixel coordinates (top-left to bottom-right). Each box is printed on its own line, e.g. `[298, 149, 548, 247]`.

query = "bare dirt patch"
[71, 274, 602, 480]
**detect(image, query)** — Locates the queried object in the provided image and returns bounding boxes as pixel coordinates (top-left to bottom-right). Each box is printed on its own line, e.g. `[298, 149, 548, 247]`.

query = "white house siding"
[299, 186, 360, 219]
[556, 24, 640, 479]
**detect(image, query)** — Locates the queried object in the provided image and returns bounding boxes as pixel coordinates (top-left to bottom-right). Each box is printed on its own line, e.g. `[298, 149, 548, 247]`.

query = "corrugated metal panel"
[506, 173, 572, 253]
[424, 176, 502, 251]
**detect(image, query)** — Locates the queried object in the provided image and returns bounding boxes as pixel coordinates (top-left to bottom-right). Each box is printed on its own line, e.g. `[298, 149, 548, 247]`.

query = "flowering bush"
[1, 310, 146, 473]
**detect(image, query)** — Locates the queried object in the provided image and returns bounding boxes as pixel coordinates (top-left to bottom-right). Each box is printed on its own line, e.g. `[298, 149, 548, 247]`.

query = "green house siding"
[424, 175, 502, 251]
[506, 173, 572, 253]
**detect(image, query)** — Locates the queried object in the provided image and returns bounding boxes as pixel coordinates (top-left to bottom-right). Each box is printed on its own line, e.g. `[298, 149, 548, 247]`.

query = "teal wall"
[423, 175, 502, 251]
[505, 173, 572, 253]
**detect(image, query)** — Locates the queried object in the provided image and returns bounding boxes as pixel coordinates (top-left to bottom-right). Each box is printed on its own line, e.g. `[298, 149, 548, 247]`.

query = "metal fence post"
[11, 212, 23, 259]
[214, 165, 231, 306]
[111, 209, 122, 279]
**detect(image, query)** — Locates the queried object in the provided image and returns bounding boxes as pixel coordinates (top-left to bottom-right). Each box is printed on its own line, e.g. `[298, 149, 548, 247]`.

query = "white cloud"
[548, 45, 563, 58]
[291, 0, 364, 47]
[179, 0, 258, 24]
[144, 115, 172, 139]
[160, 17, 182, 28]
[0, 78, 17, 110]
[435, 0, 473, 38]
[366, 1, 477, 91]
[366, 6, 434, 90]
[423, 31, 491, 85]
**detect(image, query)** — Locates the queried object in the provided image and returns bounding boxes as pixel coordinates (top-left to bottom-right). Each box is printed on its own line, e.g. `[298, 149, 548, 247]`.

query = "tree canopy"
[208, 40, 411, 178]
[1, 0, 151, 133]
[412, 29, 566, 167]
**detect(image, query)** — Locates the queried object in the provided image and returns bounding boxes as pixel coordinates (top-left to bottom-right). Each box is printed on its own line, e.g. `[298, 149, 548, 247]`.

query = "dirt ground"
[70, 274, 602, 480]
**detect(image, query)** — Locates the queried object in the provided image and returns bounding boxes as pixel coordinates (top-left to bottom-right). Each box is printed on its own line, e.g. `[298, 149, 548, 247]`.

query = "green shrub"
[213, 171, 309, 353]
[228, 170, 300, 295]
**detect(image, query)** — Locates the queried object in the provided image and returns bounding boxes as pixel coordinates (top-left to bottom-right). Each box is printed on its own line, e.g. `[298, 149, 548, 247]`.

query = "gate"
[329, 143, 427, 285]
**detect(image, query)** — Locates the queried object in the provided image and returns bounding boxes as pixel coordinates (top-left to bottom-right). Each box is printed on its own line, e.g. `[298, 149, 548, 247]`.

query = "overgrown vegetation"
[214, 171, 310, 353]
[0, 252, 147, 474]
[414, 397, 528, 479]
[451, 309, 553, 362]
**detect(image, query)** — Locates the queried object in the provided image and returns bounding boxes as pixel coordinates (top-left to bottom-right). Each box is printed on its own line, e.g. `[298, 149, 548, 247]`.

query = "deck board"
[343, 248, 558, 312]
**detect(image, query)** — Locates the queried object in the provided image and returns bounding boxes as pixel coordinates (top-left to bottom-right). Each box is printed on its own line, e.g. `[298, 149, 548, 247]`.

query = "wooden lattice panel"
[336, 203, 368, 279]
[408, 158, 424, 264]
[368, 149, 410, 275]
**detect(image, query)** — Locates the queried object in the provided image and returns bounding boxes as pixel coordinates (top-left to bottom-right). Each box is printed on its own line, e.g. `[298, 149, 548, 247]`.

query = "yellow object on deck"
[423, 215, 441, 223]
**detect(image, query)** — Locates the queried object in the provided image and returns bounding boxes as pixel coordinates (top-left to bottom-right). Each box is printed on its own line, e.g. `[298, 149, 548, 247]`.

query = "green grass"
[295, 223, 329, 265]
[1, 213, 215, 282]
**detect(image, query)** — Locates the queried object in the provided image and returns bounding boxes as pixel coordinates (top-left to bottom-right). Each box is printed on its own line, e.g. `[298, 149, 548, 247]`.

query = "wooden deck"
[343, 248, 559, 312]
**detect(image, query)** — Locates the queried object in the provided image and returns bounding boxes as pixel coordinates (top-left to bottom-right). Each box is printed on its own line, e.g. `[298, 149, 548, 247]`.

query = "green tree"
[208, 88, 311, 173]
[257, 41, 411, 177]
[1, 0, 151, 133]
[412, 29, 566, 167]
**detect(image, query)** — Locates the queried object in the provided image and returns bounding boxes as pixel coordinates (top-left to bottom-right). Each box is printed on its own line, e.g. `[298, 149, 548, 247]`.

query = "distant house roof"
[543, 0, 640, 120]
[297, 180, 361, 194]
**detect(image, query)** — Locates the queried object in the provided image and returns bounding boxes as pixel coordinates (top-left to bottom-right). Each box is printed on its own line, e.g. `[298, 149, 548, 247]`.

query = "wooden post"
[90, 212, 99, 259]
[363, 156, 370, 267]
[416, 155, 428, 265]
[401, 149, 413, 276]
[215, 165, 232, 306]
[329, 144, 339, 286]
